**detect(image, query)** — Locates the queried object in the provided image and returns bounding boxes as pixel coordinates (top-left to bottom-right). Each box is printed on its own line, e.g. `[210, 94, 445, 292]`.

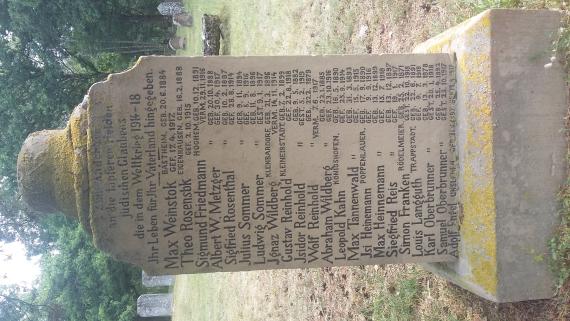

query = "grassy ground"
[173, 0, 570, 320]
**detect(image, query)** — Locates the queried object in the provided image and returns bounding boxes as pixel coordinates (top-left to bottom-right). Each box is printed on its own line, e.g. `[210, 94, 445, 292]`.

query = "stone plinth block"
[142, 271, 174, 288]
[137, 293, 173, 317]
[414, 9, 567, 302]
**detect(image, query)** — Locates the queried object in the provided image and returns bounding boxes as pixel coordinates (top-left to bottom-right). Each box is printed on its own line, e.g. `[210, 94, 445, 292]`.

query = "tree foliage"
[36, 219, 142, 321]
[0, 0, 172, 189]
[0, 0, 169, 319]
[0, 189, 65, 256]
[1, 218, 142, 321]
[0, 0, 173, 248]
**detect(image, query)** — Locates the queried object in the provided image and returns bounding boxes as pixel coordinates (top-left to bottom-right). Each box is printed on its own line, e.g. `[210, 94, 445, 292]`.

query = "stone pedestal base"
[415, 9, 567, 302]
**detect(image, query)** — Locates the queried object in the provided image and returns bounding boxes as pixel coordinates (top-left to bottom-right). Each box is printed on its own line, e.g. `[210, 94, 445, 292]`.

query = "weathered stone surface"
[168, 36, 186, 50]
[18, 54, 460, 276]
[137, 294, 173, 317]
[172, 13, 193, 27]
[17, 8, 567, 304]
[157, 1, 185, 16]
[136, 317, 171, 321]
[414, 9, 566, 303]
[17, 99, 92, 233]
[142, 271, 174, 287]
[87, 55, 459, 274]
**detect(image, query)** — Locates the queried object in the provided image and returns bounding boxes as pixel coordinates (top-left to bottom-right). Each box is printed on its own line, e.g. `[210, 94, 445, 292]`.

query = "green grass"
[172, 270, 317, 321]
[366, 277, 419, 321]
[551, 184, 570, 288]
[176, 0, 371, 56]
[309, 0, 361, 54]
[172, 274, 222, 321]
[462, 0, 558, 13]
[177, 0, 307, 56]
[361, 268, 461, 321]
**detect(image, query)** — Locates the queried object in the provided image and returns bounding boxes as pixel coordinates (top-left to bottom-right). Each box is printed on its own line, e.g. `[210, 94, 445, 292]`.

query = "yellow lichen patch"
[69, 103, 92, 234]
[461, 161, 497, 295]
[415, 9, 498, 296]
[456, 28, 497, 295]
[458, 54, 489, 86]
[464, 12, 491, 37]
[17, 103, 92, 231]
[45, 128, 78, 218]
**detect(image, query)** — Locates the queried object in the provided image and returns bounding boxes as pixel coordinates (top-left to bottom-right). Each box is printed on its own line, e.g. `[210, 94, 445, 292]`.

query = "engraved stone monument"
[17, 54, 460, 276]
[17, 9, 566, 304]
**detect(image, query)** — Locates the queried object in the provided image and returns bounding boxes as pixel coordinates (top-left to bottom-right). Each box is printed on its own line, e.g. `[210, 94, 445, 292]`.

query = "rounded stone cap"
[17, 129, 77, 217]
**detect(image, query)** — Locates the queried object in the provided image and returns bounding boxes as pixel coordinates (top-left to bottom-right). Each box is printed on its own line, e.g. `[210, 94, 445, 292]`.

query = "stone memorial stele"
[17, 53, 460, 273]
[16, 9, 566, 303]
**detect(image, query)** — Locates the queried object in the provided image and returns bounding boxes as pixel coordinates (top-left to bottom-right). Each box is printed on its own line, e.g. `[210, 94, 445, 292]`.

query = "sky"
[0, 241, 41, 287]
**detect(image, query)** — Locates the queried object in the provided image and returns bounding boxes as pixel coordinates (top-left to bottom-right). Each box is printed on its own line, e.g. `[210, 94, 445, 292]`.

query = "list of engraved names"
[88, 55, 459, 274]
